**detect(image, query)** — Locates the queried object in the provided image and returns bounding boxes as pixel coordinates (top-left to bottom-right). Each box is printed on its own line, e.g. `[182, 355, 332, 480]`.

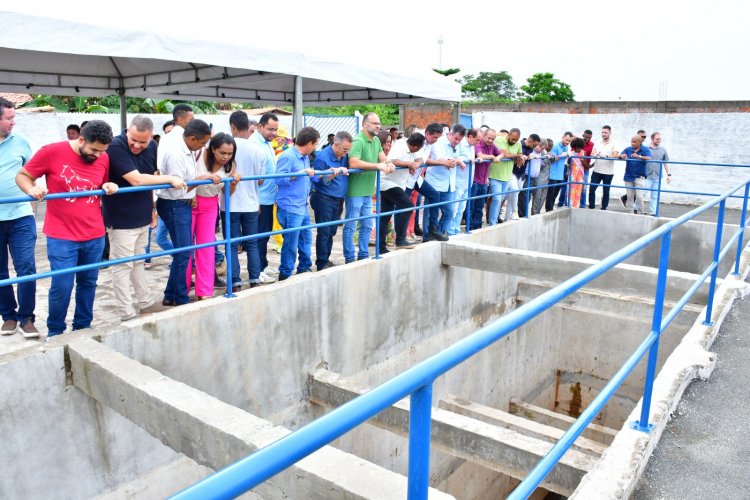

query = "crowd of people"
[0, 97, 672, 339]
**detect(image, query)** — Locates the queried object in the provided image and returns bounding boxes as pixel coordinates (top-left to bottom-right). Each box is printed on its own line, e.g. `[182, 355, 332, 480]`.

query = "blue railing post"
[223, 178, 235, 298]
[408, 383, 433, 500]
[733, 183, 750, 275]
[525, 159, 531, 218]
[631, 230, 672, 433]
[565, 161, 571, 208]
[655, 161, 663, 218]
[465, 160, 473, 234]
[375, 170, 381, 259]
[704, 199, 726, 325]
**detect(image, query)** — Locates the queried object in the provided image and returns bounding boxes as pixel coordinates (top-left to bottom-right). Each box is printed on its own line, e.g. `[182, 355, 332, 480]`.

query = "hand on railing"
[102, 182, 119, 195]
[26, 184, 47, 201]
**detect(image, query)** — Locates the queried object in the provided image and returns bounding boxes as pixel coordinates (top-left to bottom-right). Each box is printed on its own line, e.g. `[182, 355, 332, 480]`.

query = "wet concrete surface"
[632, 283, 750, 499]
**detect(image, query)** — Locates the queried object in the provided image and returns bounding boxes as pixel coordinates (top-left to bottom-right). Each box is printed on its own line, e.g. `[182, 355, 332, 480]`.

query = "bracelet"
[667, 174, 672, 176]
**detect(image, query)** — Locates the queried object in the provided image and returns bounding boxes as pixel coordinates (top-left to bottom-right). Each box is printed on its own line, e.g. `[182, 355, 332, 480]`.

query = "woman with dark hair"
[377, 129, 392, 156]
[187, 132, 240, 299]
[568, 137, 586, 208]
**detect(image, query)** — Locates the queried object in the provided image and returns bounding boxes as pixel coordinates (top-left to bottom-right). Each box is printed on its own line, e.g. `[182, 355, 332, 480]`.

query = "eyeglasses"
[365, 121, 382, 126]
[640, 135, 646, 140]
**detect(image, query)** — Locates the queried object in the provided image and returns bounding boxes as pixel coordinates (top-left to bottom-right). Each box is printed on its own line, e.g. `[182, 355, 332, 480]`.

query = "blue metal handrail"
[4, 154, 749, 498]
[167, 179, 749, 498]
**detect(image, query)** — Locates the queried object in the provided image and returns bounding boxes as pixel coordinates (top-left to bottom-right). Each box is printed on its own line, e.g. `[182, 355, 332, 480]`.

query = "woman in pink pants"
[187, 133, 239, 299]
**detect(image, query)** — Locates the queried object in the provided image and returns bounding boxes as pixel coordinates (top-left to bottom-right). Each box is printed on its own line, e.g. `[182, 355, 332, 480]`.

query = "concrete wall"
[0, 347, 208, 499]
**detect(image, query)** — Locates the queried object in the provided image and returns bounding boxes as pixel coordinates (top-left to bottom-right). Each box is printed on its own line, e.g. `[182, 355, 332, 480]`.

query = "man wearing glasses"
[311, 131, 352, 270]
[343, 113, 395, 263]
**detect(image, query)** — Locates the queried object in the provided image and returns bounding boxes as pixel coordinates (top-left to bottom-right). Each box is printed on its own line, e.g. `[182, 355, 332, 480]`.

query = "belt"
[159, 198, 192, 204]
[312, 190, 343, 201]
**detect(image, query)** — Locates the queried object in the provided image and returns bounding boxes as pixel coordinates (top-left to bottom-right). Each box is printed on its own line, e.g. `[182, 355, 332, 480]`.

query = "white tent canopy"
[0, 11, 461, 107]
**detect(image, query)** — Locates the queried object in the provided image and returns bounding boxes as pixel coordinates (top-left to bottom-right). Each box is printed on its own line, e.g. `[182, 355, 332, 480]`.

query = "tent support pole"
[293, 76, 303, 136]
[118, 81, 126, 129]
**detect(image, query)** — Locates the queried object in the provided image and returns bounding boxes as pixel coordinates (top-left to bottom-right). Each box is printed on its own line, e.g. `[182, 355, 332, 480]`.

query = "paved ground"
[632, 283, 750, 499]
[0, 195, 744, 358]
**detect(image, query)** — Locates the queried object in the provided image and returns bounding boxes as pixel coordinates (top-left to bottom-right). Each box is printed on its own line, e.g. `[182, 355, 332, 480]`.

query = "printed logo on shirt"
[60, 164, 99, 204]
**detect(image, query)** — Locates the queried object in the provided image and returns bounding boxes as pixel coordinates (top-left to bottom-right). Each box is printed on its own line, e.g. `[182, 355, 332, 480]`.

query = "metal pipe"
[407, 383, 433, 500]
[704, 199, 726, 325]
[734, 183, 750, 275]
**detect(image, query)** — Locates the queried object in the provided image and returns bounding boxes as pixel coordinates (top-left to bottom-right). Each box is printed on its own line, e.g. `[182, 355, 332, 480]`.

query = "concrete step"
[509, 398, 618, 446]
[438, 394, 607, 458]
[310, 369, 598, 497]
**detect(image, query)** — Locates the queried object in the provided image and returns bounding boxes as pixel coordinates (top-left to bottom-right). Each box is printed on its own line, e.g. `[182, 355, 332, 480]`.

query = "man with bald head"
[619, 135, 652, 214]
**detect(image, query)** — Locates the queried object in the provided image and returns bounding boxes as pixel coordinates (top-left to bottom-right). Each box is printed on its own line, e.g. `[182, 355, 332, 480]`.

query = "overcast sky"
[8, 1, 750, 102]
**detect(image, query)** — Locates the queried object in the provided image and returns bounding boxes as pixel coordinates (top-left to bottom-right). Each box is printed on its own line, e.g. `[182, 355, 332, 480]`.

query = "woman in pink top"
[187, 133, 240, 299]
[568, 137, 586, 208]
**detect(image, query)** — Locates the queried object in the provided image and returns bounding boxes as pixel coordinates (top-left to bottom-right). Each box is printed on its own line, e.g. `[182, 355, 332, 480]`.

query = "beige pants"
[625, 177, 647, 214]
[107, 226, 153, 319]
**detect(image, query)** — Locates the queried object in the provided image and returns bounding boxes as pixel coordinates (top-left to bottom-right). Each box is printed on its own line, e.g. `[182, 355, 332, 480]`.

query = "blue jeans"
[646, 178, 660, 215]
[0, 215, 37, 325]
[488, 179, 509, 226]
[405, 180, 439, 235]
[276, 208, 312, 278]
[580, 169, 590, 208]
[449, 186, 469, 234]
[221, 211, 261, 285]
[435, 190, 455, 234]
[155, 216, 173, 251]
[310, 191, 344, 270]
[46, 236, 105, 336]
[469, 183, 489, 230]
[156, 198, 192, 305]
[258, 203, 274, 271]
[343, 195, 373, 262]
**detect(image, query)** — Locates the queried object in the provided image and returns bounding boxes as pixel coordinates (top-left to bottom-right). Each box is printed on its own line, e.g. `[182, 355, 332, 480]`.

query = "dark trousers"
[557, 168, 569, 207]
[546, 179, 565, 213]
[469, 183, 489, 229]
[379, 187, 414, 249]
[405, 180, 440, 234]
[258, 203, 274, 271]
[156, 198, 192, 305]
[310, 191, 344, 270]
[518, 176, 529, 218]
[588, 172, 615, 209]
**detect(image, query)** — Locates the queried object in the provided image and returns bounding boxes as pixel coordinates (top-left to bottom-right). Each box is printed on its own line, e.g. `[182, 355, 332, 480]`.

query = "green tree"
[458, 71, 516, 102]
[303, 104, 400, 125]
[518, 72, 575, 102]
[433, 68, 461, 77]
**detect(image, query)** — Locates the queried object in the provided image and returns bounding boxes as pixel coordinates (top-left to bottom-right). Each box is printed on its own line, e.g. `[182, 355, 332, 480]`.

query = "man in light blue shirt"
[250, 113, 279, 278]
[545, 132, 573, 212]
[449, 128, 482, 234]
[274, 127, 319, 281]
[425, 124, 466, 235]
[0, 97, 38, 338]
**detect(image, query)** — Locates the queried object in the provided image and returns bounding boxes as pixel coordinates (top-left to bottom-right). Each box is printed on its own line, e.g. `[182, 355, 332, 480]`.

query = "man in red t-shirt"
[16, 120, 119, 337]
[580, 129, 594, 208]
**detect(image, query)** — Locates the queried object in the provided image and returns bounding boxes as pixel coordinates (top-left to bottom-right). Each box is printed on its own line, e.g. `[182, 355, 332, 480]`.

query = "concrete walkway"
[632, 282, 750, 499]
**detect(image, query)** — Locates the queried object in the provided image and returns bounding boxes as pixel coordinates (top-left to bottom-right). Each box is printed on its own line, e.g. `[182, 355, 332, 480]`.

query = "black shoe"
[249, 282, 261, 288]
[620, 194, 628, 208]
[278, 274, 290, 281]
[162, 299, 177, 307]
[414, 225, 424, 236]
[231, 283, 242, 293]
[430, 231, 449, 242]
[214, 276, 227, 288]
[378, 247, 390, 255]
[297, 268, 312, 274]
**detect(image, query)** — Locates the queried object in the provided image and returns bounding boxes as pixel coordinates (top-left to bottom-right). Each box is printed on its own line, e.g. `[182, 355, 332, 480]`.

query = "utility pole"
[437, 35, 444, 70]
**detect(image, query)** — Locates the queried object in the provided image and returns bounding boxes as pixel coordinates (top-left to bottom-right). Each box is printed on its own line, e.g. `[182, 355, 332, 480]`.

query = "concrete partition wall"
[0, 346, 203, 499]
[566, 209, 744, 276]
[101, 241, 521, 427]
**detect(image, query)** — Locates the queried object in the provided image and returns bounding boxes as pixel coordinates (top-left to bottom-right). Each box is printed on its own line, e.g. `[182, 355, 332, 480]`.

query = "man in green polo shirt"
[343, 112, 395, 263]
[488, 128, 523, 225]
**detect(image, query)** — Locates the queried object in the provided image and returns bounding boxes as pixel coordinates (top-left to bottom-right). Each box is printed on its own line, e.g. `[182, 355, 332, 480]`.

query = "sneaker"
[249, 282, 261, 288]
[620, 194, 628, 208]
[414, 225, 424, 237]
[265, 267, 280, 277]
[19, 321, 39, 339]
[1, 319, 18, 335]
[396, 240, 416, 249]
[214, 276, 228, 288]
[259, 272, 276, 284]
[215, 260, 227, 276]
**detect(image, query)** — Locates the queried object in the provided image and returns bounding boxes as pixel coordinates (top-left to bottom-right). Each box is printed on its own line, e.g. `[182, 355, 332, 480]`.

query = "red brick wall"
[403, 103, 457, 128]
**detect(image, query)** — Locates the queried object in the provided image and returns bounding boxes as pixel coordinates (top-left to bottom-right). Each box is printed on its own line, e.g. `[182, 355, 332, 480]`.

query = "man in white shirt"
[588, 125, 619, 210]
[380, 132, 426, 252]
[156, 104, 194, 170]
[156, 119, 213, 306]
[223, 111, 265, 292]
[449, 128, 482, 234]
